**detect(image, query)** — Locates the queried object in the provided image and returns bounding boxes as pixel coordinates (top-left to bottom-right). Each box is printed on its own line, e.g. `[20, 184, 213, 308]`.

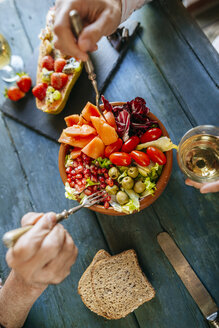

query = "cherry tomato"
[146, 146, 166, 165]
[104, 139, 123, 158]
[140, 128, 162, 143]
[121, 136, 140, 153]
[109, 152, 132, 166]
[130, 150, 150, 166]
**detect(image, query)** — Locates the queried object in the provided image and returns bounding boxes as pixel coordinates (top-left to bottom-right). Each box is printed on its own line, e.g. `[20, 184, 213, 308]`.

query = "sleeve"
[120, 0, 152, 23]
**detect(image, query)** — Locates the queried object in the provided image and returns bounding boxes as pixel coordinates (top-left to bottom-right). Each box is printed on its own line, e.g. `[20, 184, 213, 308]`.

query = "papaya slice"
[82, 102, 100, 122]
[64, 124, 97, 137]
[90, 116, 118, 145]
[70, 147, 82, 159]
[64, 114, 80, 127]
[58, 132, 96, 148]
[82, 137, 105, 159]
[103, 111, 117, 129]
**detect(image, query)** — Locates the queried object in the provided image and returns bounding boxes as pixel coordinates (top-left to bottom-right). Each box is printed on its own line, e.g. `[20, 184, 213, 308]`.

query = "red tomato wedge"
[140, 128, 162, 143]
[64, 125, 96, 137]
[130, 150, 150, 166]
[146, 146, 166, 165]
[121, 136, 140, 153]
[109, 152, 132, 166]
[104, 139, 123, 158]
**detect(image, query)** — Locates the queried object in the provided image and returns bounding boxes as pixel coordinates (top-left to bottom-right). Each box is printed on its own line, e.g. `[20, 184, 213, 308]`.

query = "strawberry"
[54, 58, 66, 72]
[41, 55, 54, 71]
[32, 83, 48, 101]
[51, 73, 68, 90]
[5, 86, 25, 101]
[16, 74, 32, 92]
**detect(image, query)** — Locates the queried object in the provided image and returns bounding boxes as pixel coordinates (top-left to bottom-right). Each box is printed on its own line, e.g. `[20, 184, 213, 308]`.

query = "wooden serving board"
[1, 20, 140, 142]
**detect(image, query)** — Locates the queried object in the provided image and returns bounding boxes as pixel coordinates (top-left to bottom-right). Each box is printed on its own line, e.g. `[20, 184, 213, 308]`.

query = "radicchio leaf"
[101, 95, 113, 112]
[129, 97, 149, 116]
[116, 110, 130, 142]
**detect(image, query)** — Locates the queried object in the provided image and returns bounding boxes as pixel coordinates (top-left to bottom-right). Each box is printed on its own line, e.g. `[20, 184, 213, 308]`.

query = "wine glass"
[0, 33, 24, 82]
[177, 125, 219, 183]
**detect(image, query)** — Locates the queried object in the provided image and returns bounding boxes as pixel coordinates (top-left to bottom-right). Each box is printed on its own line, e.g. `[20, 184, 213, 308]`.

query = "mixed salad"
[59, 97, 177, 214]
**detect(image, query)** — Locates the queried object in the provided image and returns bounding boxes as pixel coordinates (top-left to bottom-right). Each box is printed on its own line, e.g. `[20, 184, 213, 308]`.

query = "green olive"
[119, 166, 128, 172]
[108, 167, 119, 179]
[128, 166, 139, 178]
[116, 191, 129, 205]
[106, 185, 119, 195]
[134, 181, 146, 194]
[121, 176, 134, 190]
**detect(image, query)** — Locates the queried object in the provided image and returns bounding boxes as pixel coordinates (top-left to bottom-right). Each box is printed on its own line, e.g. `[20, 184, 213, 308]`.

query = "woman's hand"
[6, 212, 78, 288]
[185, 179, 219, 193]
[54, 0, 122, 60]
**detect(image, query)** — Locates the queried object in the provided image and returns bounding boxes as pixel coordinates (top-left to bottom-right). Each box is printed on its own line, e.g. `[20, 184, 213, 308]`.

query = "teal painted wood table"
[0, 0, 218, 327]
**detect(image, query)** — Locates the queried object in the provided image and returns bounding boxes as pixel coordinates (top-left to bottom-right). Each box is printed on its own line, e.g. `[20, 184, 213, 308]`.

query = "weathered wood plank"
[131, 1, 219, 127]
[5, 117, 139, 328]
[96, 32, 218, 327]
[0, 0, 32, 107]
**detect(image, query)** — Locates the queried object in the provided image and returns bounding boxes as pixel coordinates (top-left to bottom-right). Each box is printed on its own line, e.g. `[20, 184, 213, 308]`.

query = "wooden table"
[0, 0, 218, 327]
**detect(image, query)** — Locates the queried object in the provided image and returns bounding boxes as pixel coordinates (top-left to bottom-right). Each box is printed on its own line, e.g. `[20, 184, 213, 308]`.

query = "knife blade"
[157, 232, 219, 327]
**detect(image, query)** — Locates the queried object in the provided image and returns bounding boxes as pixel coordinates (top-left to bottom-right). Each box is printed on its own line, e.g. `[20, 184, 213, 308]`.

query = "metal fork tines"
[56, 191, 107, 222]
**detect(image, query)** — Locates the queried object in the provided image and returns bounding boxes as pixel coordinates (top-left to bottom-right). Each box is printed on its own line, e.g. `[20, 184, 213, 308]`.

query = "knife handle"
[207, 312, 219, 328]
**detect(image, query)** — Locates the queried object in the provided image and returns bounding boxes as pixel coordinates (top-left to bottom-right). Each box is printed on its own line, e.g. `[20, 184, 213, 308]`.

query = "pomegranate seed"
[82, 178, 86, 184]
[71, 169, 76, 175]
[67, 174, 71, 179]
[73, 162, 78, 168]
[84, 173, 90, 179]
[84, 189, 92, 196]
[66, 167, 72, 173]
[91, 175, 98, 183]
[97, 168, 102, 175]
[104, 173, 109, 179]
[76, 174, 83, 179]
[70, 181, 75, 188]
[100, 183, 106, 189]
[87, 186, 92, 191]
[104, 201, 110, 209]
[99, 176, 105, 183]
[77, 165, 83, 172]
[77, 181, 82, 186]
[105, 195, 111, 201]
[101, 168, 107, 173]
[106, 178, 114, 187]
[67, 178, 71, 183]
[84, 168, 90, 175]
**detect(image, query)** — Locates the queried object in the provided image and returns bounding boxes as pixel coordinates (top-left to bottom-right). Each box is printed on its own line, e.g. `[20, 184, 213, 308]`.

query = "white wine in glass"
[0, 34, 24, 82]
[177, 125, 219, 183]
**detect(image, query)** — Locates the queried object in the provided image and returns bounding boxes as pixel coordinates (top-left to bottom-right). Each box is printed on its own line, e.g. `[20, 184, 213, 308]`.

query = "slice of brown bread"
[91, 249, 155, 320]
[78, 249, 110, 316]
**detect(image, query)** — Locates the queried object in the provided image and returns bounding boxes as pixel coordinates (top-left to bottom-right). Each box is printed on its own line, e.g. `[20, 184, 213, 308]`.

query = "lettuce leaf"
[92, 157, 112, 168]
[110, 189, 140, 214]
[65, 182, 77, 200]
[85, 178, 100, 187]
[137, 137, 178, 152]
[65, 154, 73, 168]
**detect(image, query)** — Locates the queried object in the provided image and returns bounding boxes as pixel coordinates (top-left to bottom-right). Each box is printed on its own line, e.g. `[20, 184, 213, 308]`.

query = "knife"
[69, 10, 107, 121]
[157, 232, 219, 327]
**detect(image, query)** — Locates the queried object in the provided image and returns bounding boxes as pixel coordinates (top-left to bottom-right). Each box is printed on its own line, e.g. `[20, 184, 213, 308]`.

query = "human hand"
[185, 179, 219, 193]
[6, 212, 78, 288]
[54, 0, 122, 60]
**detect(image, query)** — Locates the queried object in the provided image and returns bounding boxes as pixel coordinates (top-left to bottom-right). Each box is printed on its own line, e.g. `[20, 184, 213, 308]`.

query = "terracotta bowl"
[58, 102, 173, 216]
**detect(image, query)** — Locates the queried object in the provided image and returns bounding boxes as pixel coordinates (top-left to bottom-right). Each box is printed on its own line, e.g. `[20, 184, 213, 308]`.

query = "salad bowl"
[58, 102, 173, 216]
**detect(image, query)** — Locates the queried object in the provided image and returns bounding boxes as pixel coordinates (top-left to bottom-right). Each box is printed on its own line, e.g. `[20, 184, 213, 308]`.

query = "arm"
[54, 0, 150, 60]
[0, 212, 78, 328]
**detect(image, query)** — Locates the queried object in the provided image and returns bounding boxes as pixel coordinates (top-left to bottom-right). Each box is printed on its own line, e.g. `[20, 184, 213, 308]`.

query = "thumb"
[200, 181, 219, 193]
[78, 10, 110, 52]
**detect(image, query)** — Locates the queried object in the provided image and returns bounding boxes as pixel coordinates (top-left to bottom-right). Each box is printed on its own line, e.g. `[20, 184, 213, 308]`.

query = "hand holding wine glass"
[185, 179, 219, 193]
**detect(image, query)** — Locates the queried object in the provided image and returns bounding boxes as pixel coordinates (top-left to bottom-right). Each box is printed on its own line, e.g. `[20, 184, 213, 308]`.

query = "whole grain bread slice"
[91, 249, 155, 320]
[78, 249, 110, 316]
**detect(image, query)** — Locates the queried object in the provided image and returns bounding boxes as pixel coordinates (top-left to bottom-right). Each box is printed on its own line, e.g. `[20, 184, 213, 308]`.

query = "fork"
[2, 191, 106, 248]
